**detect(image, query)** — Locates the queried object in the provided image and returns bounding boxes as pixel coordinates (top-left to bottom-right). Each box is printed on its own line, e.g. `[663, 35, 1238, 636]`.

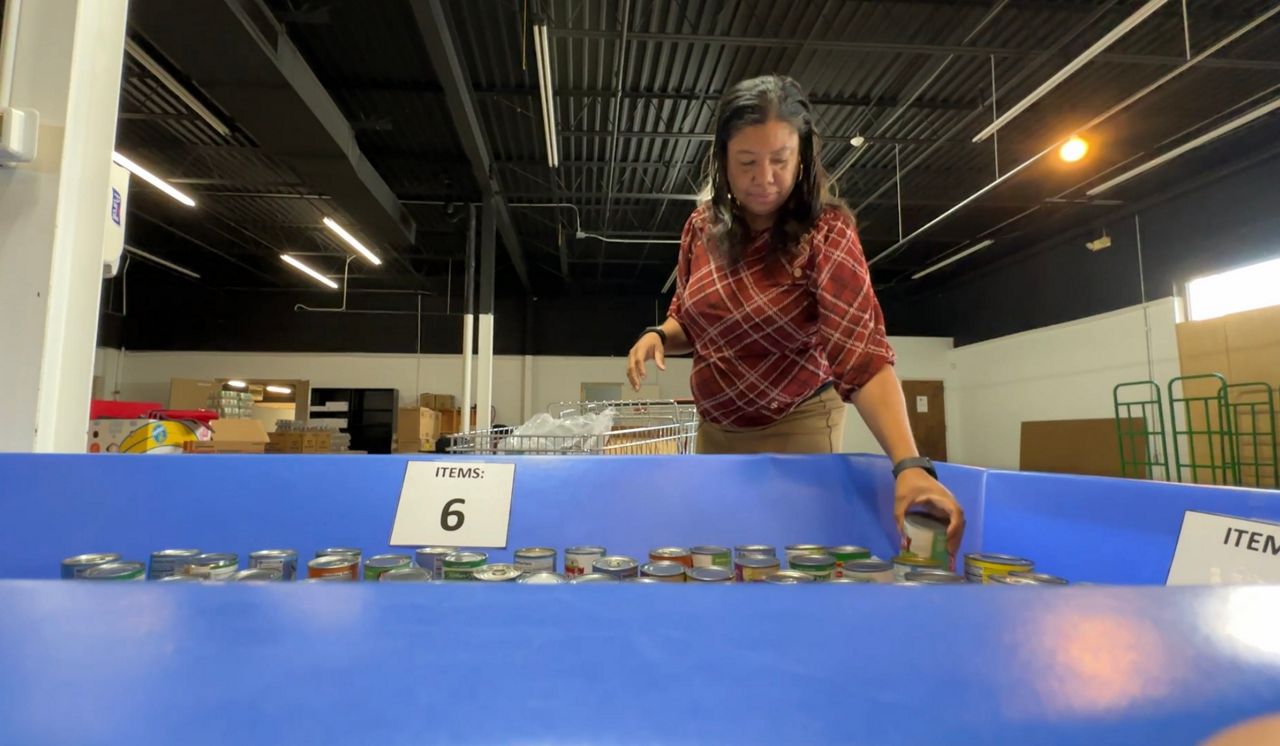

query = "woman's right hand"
[627, 332, 666, 391]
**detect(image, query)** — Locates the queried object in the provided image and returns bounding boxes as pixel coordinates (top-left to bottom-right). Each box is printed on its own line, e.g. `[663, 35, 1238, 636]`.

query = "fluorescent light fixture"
[123, 246, 201, 279]
[973, 0, 1168, 143]
[266, 385, 293, 395]
[124, 39, 231, 138]
[1187, 255, 1280, 321]
[281, 254, 339, 289]
[322, 216, 381, 265]
[225, 380, 247, 389]
[1087, 96, 1280, 195]
[1059, 135, 1089, 162]
[533, 22, 559, 168]
[912, 240, 994, 280]
[112, 151, 196, 207]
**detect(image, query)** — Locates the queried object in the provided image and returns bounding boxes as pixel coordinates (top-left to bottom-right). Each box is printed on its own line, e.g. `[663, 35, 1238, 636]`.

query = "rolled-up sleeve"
[809, 213, 896, 400]
[665, 209, 700, 324]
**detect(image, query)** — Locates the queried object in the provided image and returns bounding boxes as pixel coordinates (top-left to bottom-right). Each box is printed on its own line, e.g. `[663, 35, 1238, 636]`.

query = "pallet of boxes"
[392, 394, 445, 453]
[267, 421, 334, 454]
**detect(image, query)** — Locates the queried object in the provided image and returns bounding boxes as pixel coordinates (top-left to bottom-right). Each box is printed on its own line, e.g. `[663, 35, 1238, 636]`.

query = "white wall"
[842, 336, 954, 455]
[93, 299, 1176, 467]
[946, 298, 1180, 469]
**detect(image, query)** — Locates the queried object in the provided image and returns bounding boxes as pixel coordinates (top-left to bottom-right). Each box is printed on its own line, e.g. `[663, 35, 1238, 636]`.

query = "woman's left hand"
[894, 469, 966, 567]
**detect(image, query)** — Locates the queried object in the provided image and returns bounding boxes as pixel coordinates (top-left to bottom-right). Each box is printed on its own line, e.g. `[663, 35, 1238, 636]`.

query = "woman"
[626, 75, 964, 553]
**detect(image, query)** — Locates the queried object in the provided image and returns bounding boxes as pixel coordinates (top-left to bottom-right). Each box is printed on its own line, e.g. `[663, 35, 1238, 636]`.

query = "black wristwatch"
[641, 326, 667, 345]
[892, 456, 937, 480]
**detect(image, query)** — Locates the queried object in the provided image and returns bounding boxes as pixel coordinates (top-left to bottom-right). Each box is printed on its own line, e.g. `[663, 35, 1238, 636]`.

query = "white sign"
[916, 396, 929, 414]
[390, 462, 516, 548]
[1167, 510, 1280, 585]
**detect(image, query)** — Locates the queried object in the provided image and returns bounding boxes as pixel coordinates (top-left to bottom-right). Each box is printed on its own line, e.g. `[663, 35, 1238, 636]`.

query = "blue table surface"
[3, 581, 1279, 745]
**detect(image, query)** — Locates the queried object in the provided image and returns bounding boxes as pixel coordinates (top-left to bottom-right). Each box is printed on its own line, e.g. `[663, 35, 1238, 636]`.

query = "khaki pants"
[697, 388, 846, 454]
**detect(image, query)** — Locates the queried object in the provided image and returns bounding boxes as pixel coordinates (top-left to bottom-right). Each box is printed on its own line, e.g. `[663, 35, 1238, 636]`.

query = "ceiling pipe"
[872, 3, 1280, 267]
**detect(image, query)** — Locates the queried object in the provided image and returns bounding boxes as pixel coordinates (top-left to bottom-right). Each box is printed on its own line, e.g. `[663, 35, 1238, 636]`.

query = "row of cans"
[59, 546, 1066, 586]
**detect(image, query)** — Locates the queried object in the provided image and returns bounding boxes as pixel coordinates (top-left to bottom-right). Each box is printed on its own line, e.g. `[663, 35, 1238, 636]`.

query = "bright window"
[1186, 256, 1280, 321]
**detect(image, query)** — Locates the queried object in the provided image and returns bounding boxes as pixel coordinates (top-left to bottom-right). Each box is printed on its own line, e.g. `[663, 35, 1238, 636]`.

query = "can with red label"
[564, 546, 606, 577]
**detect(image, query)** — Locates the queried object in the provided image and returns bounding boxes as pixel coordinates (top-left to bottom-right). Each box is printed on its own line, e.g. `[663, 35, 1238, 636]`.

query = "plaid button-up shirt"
[668, 205, 895, 428]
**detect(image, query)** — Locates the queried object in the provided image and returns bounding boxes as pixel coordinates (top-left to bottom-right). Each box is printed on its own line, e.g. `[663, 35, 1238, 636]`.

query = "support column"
[475, 194, 496, 432]
[0, 0, 129, 451]
[459, 204, 476, 433]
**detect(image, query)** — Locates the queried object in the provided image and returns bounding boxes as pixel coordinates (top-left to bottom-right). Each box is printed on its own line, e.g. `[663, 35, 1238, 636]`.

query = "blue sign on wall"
[111, 188, 122, 226]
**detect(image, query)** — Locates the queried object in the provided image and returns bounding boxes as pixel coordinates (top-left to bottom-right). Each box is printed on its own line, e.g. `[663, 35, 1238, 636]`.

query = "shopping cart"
[447, 400, 699, 455]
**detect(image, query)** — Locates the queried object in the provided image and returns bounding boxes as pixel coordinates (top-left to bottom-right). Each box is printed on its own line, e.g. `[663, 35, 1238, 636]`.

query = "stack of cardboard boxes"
[396, 393, 481, 453]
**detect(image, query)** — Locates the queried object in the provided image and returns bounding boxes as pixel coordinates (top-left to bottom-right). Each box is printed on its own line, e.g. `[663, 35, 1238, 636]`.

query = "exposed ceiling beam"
[548, 29, 1280, 71]
[408, 0, 531, 293]
[129, 1, 418, 251]
[561, 130, 999, 148]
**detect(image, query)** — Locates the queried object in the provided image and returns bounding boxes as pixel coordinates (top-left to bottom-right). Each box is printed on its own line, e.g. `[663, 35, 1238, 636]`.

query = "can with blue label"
[249, 549, 297, 580]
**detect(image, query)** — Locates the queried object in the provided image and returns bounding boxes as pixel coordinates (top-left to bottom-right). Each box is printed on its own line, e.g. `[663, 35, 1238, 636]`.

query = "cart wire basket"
[447, 400, 698, 455]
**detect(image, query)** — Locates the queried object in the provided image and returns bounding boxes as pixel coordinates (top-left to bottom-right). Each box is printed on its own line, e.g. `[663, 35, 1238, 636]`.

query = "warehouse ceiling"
[114, 0, 1280, 303]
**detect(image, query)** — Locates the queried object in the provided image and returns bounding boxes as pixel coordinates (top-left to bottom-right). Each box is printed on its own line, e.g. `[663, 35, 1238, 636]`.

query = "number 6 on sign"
[390, 462, 516, 548]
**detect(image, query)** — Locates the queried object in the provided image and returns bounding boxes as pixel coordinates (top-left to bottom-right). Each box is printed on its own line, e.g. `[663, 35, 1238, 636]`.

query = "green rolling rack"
[1224, 382, 1278, 489]
[1112, 381, 1171, 481]
[1168, 374, 1239, 486]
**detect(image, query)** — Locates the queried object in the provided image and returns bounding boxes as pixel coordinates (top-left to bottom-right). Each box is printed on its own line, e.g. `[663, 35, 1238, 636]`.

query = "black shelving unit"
[310, 388, 398, 454]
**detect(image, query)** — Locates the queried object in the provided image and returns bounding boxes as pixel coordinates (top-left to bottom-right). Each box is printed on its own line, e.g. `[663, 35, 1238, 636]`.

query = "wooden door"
[901, 380, 947, 462]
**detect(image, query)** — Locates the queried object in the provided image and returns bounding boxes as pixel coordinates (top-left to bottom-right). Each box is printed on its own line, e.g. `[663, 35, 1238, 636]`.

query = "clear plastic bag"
[498, 409, 617, 453]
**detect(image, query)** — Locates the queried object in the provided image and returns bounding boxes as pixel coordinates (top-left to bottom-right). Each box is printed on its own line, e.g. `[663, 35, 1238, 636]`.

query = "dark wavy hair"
[701, 75, 848, 264]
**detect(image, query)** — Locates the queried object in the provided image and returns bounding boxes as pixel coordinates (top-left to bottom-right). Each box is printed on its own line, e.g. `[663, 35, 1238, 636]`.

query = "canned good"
[381, 567, 432, 582]
[569, 572, 619, 584]
[517, 571, 569, 585]
[686, 566, 733, 583]
[61, 553, 121, 579]
[316, 547, 362, 561]
[690, 546, 731, 568]
[306, 574, 355, 583]
[765, 571, 815, 584]
[81, 561, 146, 581]
[364, 554, 413, 581]
[513, 547, 557, 573]
[649, 547, 693, 568]
[640, 561, 687, 582]
[893, 553, 944, 582]
[232, 568, 282, 582]
[414, 547, 454, 580]
[734, 544, 776, 560]
[158, 574, 202, 583]
[826, 546, 871, 577]
[964, 553, 1034, 584]
[994, 571, 1068, 586]
[903, 513, 949, 563]
[827, 577, 866, 584]
[789, 553, 836, 581]
[564, 546, 606, 577]
[185, 553, 239, 580]
[735, 555, 781, 582]
[443, 551, 488, 581]
[593, 556, 639, 579]
[249, 549, 297, 580]
[474, 563, 524, 582]
[842, 559, 895, 584]
[307, 555, 359, 581]
[904, 569, 966, 585]
[625, 577, 665, 584]
[785, 544, 827, 563]
[148, 549, 201, 580]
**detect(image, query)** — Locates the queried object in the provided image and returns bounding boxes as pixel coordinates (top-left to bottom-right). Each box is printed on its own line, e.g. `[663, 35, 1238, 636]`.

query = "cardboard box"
[170, 378, 218, 410]
[418, 393, 456, 412]
[1020, 418, 1143, 478]
[89, 417, 210, 454]
[397, 407, 441, 452]
[195, 419, 271, 454]
[266, 430, 333, 454]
